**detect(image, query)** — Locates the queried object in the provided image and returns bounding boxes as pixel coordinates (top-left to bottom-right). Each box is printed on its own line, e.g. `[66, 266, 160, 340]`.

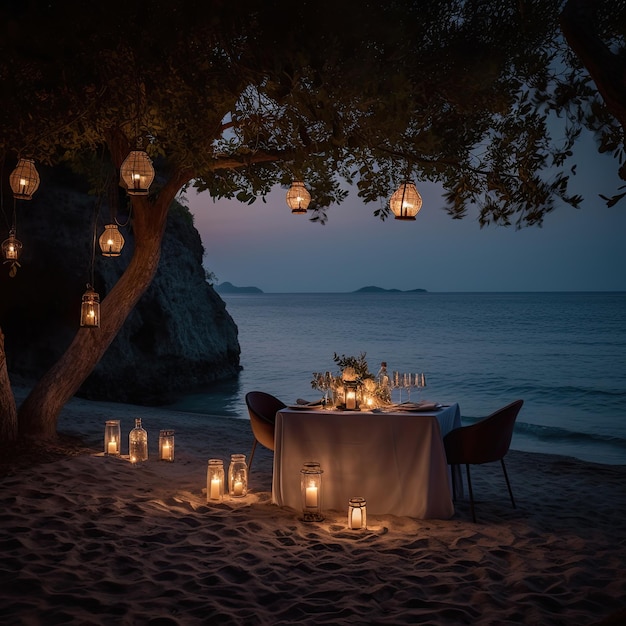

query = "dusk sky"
[189, 132, 626, 293]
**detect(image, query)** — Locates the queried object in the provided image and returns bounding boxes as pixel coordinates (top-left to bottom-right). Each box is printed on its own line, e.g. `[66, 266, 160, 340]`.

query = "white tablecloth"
[272, 403, 461, 519]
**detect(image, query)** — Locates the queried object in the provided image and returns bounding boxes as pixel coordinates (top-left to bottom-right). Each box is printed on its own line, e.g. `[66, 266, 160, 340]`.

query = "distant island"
[214, 281, 264, 294]
[354, 286, 427, 293]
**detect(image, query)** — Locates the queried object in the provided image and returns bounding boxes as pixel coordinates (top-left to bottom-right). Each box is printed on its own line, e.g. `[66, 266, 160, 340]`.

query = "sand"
[1, 393, 625, 625]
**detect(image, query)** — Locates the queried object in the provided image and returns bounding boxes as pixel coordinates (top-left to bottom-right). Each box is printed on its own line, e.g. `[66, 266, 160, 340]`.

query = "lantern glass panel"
[2, 233, 22, 261]
[104, 420, 121, 456]
[300, 461, 324, 522]
[159, 430, 175, 462]
[80, 288, 100, 327]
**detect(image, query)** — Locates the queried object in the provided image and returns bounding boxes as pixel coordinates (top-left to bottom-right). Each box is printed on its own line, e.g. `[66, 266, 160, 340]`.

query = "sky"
[187, 132, 626, 293]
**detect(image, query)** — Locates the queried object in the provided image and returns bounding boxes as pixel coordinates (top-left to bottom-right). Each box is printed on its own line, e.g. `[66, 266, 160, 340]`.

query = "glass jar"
[129, 418, 148, 464]
[348, 497, 367, 530]
[228, 453, 248, 498]
[300, 461, 324, 522]
[158, 429, 175, 462]
[104, 420, 121, 456]
[207, 459, 224, 502]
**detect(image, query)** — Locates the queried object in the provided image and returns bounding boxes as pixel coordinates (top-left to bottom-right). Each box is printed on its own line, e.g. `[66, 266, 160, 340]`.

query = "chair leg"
[465, 464, 476, 523]
[501, 458, 516, 509]
[450, 464, 457, 502]
[248, 439, 258, 471]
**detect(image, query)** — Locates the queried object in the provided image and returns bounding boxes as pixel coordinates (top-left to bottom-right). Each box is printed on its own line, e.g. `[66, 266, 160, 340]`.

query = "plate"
[286, 404, 324, 410]
[392, 402, 441, 412]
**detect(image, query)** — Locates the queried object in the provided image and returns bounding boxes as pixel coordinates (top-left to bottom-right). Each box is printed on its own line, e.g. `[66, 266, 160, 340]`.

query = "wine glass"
[403, 372, 412, 402]
[415, 373, 426, 402]
[392, 371, 402, 404]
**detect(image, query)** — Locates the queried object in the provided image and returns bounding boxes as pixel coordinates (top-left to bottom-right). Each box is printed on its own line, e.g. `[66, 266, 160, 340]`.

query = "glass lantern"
[2, 231, 22, 262]
[158, 429, 175, 462]
[129, 418, 148, 464]
[207, 459, 225, 502]
[228, 453, 248, 498]
[348, 497, 367, 530]
[343, 379, 361, 411]
[300, 461, 324, 522]
[104, 420, 121, 456]
[80, 285, 100, 328]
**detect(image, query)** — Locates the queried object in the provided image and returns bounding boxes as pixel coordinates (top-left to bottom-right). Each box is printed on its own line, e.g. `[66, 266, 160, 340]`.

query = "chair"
[245, 391, 286, 470]
[443, 399, 524, 522]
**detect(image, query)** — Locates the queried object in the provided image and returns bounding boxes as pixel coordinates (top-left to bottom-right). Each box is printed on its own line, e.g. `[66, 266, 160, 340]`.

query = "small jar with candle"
[348, 497, 367, 530]
[158, 430, 175, 462]
[207, 459, 225, 503]
[228, 453, 248, 498]
[129, 418, 148, 464]
[300, 461, 324, 522]
[104, 420, 121, 456]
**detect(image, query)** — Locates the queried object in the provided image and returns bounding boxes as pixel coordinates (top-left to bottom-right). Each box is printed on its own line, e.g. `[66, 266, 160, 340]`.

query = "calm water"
[167, 292, 626, 465]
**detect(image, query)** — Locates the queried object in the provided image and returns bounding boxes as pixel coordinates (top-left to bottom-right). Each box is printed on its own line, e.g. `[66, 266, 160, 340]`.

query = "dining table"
[271, 402, 462, 519]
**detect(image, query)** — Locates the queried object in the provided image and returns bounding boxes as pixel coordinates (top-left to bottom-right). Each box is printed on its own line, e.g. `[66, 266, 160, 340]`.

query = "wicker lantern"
[389, 181, 422, 221]
[80, 285, 100, 328]
[120, 149, 155, 196]
[286, 181, 311, 214]
[98, 224, 125, 257]
[2, 230, 22, 262]
[9, 158, 40, 200]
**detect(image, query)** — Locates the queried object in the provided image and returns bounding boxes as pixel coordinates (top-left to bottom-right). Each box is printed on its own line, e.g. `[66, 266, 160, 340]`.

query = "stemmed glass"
[403, 373, 413, 402]
[392, 371, 402, 404]
[414, 373, 426, 402]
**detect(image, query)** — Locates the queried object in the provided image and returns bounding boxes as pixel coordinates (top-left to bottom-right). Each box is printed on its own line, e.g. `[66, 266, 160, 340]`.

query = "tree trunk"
[17, 167, 191, 440]
[0, 327, 18, 443]
[560, 0, 626, 141]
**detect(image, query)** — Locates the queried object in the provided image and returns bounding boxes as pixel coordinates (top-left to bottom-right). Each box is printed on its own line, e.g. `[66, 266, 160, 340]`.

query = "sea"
[166, 292, 626, 466]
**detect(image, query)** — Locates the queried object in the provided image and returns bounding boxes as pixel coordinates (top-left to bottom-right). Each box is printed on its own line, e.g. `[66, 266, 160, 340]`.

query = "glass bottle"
[129, 418, 148, 464]
[376, 361, 392, 403]
[228, 453, 248, 498]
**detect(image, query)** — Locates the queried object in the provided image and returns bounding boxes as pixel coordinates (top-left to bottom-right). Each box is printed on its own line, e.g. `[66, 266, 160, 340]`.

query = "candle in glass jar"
[162, 442, 172, 461]
[210, 478, 221, 500]
[233, 480, 244, 496]
[346, 390, 357, 410]
[305, 485, 318, 507]
[351, 507, 362, 529]
[107, 440, 116, 455]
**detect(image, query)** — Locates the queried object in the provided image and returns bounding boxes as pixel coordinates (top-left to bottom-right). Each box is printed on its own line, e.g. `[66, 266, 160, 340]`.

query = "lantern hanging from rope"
[98, 224, 125, 257]
[9, 158, 40, 200]
[120, 149, 155, 196]
[286, 181, 311, 214]
[80, 284, 100, 328]
[389, 181, 422, 221]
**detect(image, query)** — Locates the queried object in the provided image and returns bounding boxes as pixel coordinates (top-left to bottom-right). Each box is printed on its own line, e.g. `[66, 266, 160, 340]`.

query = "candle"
[233, 480, 244, 496]
[210, 478, 221, 500]
[351, 507, 362, 529]
[162, 442, 171, 461]
[107, 440, 116, 455]
[305, 485, 318, 507]
[346, 390, 356, 410]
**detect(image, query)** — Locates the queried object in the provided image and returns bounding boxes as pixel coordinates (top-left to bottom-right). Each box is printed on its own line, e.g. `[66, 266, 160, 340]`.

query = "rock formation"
[0, 165, 241, 405]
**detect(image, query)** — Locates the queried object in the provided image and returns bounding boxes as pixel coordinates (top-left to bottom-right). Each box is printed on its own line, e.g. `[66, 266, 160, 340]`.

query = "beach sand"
[1, 392, 625, 625]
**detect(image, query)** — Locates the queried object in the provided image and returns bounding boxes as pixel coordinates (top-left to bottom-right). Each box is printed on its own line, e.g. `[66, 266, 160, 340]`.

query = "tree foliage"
[0, 0, 623, 228]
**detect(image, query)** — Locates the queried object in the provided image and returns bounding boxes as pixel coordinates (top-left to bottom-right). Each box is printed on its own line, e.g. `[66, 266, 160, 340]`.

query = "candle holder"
[104, 420, 121, 456]
[348, 497, 367, 530]
[207, 459, 225, 503]
[343, 379, 361, 411]
[300, 461, 324, 522]
[158, 430, 175, 462]
[228, 453, 248, 498]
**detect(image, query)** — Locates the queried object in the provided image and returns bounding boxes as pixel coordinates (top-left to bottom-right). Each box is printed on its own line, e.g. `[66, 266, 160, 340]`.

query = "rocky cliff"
[0, 166, 241, 405]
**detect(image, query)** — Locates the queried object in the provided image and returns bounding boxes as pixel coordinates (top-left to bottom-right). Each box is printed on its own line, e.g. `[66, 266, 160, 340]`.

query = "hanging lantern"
[80, 285, 100, 328]
[2, 230, 22, 262]
[9, 158, 40, 200]
[286, 181, 311, 214]
[98, 224, 125, 257]
[120, 149, 155, 196]
[300, 461, 324, 522]
[389, 181, 422, 221]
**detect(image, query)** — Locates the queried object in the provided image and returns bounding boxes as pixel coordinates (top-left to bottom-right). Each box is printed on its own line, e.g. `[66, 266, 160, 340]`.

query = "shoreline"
[2, 391, 626, 624]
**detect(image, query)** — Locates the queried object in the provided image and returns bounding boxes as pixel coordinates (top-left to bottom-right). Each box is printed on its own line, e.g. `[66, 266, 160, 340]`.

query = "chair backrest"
[444, 399, 524, 465]
[245, 391, 286, 425]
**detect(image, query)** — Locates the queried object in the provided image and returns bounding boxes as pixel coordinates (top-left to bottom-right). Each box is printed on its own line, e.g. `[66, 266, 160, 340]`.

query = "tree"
[0, 0, 624, 441]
